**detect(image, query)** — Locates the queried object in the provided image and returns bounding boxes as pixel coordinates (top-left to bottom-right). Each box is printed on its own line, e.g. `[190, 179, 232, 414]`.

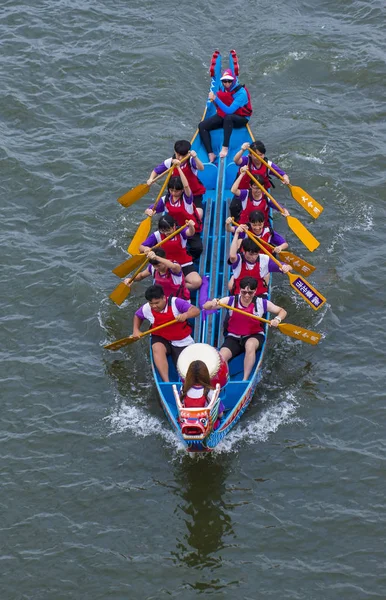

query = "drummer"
[203, 276, 287, 380]
[132, 284, 200, 382]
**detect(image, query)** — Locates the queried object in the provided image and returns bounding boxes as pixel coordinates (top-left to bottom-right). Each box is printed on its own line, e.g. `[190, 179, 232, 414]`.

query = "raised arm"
[229, 226, 246, 263]
[173, 160, 192, 197]
[189, 150, 204, 171]
[230, 165, 248, 196]
[233, 142, 250, 166]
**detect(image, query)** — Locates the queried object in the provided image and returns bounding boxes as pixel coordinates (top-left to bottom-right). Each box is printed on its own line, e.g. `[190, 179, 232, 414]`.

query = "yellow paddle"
[110, 221, 190, 305]
[127, 170, 173, 255]
[247, 233, 316, 277]
[245, 169, 320, 252]
[248, 148, 324, 219]
[232, 219, 326, 311]
[104, 319, 178, 351]
[126, 154, 191, 255]
[117, 154, 188, 208]
[217, 302, 321, 345]
[109, 256, 149, 305]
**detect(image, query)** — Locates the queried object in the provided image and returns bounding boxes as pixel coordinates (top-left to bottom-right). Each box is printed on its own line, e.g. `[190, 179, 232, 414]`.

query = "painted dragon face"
[178, 408, 213, 439]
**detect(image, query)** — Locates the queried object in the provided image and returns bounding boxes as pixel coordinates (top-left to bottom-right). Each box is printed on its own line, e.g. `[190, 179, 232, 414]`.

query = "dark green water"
[1, 1, 386, 598]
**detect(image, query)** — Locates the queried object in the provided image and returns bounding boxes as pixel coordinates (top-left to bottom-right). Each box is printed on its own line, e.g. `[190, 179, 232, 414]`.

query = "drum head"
[177, 343, 221, 379]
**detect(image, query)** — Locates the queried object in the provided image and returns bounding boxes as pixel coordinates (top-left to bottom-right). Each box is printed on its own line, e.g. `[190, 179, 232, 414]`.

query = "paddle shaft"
[248, 148, 285, 183]
[129, 220, 189, 281]
[217, 302, 271, 325]
[248, 147, 324, 219]
[104, 319, 178, 351]
[231, 218, 283, 269]
[216, 302, 321, 344]
[245, 169, 285, 215]
[245, 231, 316, 276]
[245, 170, 320, 252]
[112, 220, 190, 281]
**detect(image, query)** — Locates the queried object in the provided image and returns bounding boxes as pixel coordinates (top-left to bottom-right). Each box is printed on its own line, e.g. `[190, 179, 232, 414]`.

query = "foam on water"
[214, 391, 302, 454]
[105, 397, 185, 452]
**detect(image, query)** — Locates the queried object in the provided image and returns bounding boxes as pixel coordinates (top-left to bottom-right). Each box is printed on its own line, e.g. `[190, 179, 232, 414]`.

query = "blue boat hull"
[152, 51, 272, 452]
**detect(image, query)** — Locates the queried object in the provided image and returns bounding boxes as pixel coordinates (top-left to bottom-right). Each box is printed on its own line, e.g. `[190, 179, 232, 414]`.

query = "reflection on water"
[172, 455, 234, 568]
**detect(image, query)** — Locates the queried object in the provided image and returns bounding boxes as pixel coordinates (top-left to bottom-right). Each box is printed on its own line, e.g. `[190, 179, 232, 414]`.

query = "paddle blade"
[290, 185, 324, 219]
[287, 216, 320, 252]
[127, 217, 151, 255]
[104, 336, 137, 351]
[279, 251, 316, 277]
[117, 183, 150, 208]
[109, 282, 131, 306]
[112, 254, 146, 278]
[278, 323, 322, 345]
[288, 273, 326, 311]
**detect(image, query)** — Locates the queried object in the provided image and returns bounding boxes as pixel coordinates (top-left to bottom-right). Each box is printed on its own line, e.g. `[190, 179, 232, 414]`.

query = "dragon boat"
[150, 50, 272, 452]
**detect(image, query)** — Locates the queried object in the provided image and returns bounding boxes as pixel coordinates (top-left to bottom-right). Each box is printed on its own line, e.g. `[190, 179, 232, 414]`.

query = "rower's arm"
[190, 151, 204, 171]
[233, 142, 250, 165]
[157, 256, 181, 274]
[229, 228, 243, 263]
[266, 301, 287, 326]
[132, 314, 144, 338]
[176, 165, 192, 197]
[125, 267, 151, 284]
[230, 172, 244, 196]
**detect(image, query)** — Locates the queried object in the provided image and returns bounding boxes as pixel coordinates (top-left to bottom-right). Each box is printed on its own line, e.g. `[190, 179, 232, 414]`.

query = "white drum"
[177, 343, 229, 388]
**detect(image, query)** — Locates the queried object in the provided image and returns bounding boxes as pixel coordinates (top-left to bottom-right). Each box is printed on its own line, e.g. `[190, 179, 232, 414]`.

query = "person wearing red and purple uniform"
[145, 161, 202, 260]
[132, 285, 200, 382]
[124, 247, 190, 300]
[203, 276, 287, 380]
[233, 140, 290, 190]
[228, 228, 292, 295]
[231, 167, 289, 225]
[139, 214, 202, 291]
[147, 140, 205, 216]
[198, 69, 252, 162]
[230, 140, 290, 221]
[225, 211, 288, 255]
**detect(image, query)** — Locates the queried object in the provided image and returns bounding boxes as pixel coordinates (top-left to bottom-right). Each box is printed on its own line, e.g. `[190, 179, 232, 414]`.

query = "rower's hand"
[146, 178, 154, 186]
[171, 158, 181, 167]
[208, 91, 216, 101]
[282, 208, 290, 217]
[142, 246, 152, 256]
[241, 142, 250, 151]
[280, 264, 293, 274]
[189, 150, 197, 158]
[175, 313, 188, 322]
[147, 251, 156, 260]
[187, 219, 195, 229]
[236, 225, 247, 234]
[123, 278, 132, 286]
[273, 245, 284, 254]
[240, 165, 248, 173]
[282, 175, 290, 185]
[145, 208, 155, 217]
[131, 332, 141, 340]
[270, 317, 281, 328]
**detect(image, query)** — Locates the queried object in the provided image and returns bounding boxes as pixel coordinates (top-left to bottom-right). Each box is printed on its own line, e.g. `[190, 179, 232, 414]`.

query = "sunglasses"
[222, 80, 233, 83]
[240, 290, 255, 296]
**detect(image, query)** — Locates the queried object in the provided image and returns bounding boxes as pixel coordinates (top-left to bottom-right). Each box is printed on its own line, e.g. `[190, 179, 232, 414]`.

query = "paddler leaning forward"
[132, 284, 200, 383]
[203, 276, 287, 381]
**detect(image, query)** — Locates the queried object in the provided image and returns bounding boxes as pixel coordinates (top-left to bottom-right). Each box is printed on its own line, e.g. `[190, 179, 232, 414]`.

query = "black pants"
[187, 233, 203, 261]
[198, 114, 249, 154]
